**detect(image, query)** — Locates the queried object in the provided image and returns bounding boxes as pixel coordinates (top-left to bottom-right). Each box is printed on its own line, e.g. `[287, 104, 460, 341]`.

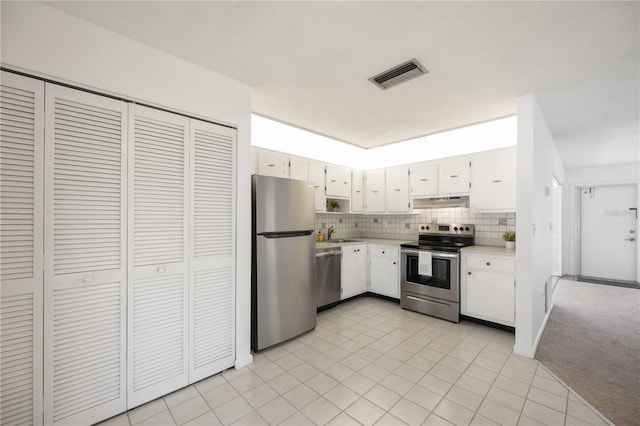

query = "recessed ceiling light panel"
[369, 58, 428, 90]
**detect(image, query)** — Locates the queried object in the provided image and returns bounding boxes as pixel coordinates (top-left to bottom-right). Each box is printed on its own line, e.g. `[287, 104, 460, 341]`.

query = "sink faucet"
[327, 226, 335, 241]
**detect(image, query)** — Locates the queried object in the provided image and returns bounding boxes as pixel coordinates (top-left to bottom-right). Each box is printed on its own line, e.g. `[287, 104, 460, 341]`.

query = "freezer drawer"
[252, 233, 317, 350]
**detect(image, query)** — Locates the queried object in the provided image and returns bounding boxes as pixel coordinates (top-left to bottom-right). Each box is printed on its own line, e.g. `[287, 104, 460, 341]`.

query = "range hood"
[413, 196, 469, 209]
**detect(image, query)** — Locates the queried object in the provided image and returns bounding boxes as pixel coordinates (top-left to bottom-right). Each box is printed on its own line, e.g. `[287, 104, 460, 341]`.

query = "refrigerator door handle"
[259, 230, 314, 238]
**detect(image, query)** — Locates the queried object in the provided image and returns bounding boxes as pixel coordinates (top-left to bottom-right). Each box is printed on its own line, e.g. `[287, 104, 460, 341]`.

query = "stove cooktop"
[402, 223, 474, 252]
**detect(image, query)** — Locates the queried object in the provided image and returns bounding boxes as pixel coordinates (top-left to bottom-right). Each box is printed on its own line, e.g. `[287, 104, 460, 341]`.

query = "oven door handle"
[405, 295, 451, 306]
[401, 249, 459, 259]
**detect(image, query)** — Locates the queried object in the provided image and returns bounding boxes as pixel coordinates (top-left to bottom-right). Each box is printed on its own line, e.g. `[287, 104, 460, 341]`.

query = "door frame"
[575, 182, 638, 282]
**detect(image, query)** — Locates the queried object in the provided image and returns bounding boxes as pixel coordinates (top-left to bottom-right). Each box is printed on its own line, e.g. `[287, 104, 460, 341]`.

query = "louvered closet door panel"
[189, 120, 236, 382]
[128, 105, 189, 408]
[0, 71, 44, 426]
[43, 84, 127, 425]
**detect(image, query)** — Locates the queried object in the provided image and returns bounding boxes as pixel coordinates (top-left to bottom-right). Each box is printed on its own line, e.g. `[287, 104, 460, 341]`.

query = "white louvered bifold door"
[43, 84, 127, 425]
[0, 71, 44, 426]
[188, 120, 236, 382]
[128, 105, 189, 408]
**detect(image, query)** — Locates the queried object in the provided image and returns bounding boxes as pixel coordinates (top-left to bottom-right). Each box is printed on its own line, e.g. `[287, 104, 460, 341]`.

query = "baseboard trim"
[513, 302, 555, 358]
[234, 353, 253, 369]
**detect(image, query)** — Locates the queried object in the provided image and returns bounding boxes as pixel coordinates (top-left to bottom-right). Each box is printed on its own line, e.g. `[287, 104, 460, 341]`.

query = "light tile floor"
[101, 297, 611, 426]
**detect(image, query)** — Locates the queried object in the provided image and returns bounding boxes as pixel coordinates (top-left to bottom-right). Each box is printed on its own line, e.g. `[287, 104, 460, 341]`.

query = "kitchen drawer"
[466, 255, 514, 273]
[369, 245, 399, 258]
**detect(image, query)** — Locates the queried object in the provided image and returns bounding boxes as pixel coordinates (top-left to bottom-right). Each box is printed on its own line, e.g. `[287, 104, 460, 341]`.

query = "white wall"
[562, 163, 639, 280]
[1, 2, 254, 367]
[515, 94, 565, 357]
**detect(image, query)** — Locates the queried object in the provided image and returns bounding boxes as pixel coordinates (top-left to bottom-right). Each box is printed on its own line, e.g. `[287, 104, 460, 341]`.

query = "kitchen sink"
[327, 239, 362, 243]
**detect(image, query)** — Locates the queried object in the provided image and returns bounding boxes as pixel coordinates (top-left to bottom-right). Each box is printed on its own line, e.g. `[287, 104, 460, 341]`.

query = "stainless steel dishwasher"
[316, 247, 342, 308]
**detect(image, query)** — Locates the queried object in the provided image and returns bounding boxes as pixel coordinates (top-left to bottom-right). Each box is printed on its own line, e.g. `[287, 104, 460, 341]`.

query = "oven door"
[401, 248, 460, 302]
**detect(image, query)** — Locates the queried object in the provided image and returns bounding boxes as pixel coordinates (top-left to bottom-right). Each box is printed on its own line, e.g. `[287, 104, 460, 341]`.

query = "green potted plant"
[328, 200, 340, 212]
[503, 231, 516, 250]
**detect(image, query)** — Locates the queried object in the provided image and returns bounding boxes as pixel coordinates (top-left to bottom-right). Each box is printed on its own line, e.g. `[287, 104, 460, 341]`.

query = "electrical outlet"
[373, 218, 378, 223]
[405, 223, 411, 229]
[498, 218, 507, 226]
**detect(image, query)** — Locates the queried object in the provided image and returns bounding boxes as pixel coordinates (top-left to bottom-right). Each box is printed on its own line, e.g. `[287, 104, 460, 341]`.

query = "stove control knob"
[420, 225, 425, 230]
[465, 226, 470, 231]
[425, 226, 430, 230]
[453, 227, 458, 231]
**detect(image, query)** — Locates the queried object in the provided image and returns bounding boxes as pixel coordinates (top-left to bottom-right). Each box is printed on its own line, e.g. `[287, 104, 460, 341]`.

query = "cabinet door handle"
[450, 175, 458, 178]
[394, 189, 400, 191]
[486, 262, 491, 266]
[331, 179, 337, 182]
[468, 272, 472, 275]
[344, 181, 349, 184]
[393, 262, 396, 265]
[356, 190, 361, 193]
[314, 185, 320, 188]
[373, 190, 378, 193]
[420, 178, 428, 181]
[492, 180, 502, 183]
[382, 251, 385, 254]
[268, 163, 275, 167]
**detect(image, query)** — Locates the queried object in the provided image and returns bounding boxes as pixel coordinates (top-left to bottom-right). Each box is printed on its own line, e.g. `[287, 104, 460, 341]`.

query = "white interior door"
[44, 84, 128, 425]
[552, 177, 562, 277]
[580, 185, 637, 282]
[0, 71, 44, 426]
[128, 105, 189, 408]
[188, 119, 236, 382]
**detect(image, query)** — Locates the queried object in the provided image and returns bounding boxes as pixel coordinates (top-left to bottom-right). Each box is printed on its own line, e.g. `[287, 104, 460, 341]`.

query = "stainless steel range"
[400, 223, 474, 322]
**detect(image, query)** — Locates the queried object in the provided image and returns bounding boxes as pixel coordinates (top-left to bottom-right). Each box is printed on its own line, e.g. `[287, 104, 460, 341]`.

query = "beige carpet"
[535, 278, 640, 426]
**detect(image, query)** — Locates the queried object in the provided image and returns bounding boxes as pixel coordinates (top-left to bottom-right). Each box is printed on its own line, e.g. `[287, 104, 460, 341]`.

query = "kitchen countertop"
[316, 237, 413, 249]
[461, 245, 516, 256]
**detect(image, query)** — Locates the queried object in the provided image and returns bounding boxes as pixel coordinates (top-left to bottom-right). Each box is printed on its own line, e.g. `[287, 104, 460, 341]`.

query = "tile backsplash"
[316, 208, 516, 246]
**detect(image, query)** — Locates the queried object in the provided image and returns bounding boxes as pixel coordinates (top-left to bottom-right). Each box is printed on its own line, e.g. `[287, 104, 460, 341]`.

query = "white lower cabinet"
[341, 244, 367, 299]
[461, 250, 515, 326]
[368, 245, 400, 298]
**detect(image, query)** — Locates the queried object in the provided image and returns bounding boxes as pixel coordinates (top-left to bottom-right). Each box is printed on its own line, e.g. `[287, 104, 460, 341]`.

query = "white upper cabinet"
[308, 160, 326, 212]
[351, 169, 364, 213]
[438, 155, 471, 195]
[470, 147, 517, 212]
[256, 149, 286, 177]
[411, 161, 438, 197]
[0, 71, 44, 426]
[386, 166, 411, 213]
[364, 169, 386, 213]
[289, 155, 309, 180]
[326, 165, 351, 198]
[44, 83, 128, 425]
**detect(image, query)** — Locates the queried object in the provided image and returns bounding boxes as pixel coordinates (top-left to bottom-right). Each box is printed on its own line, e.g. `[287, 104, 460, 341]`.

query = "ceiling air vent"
[369, 58, 428, 90]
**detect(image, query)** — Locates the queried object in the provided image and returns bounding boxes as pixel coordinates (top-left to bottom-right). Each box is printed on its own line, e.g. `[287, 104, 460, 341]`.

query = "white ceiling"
[45, 1, 639, 169]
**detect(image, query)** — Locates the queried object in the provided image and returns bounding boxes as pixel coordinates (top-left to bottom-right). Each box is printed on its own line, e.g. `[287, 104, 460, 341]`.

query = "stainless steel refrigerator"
[252, 175, 317, 351]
